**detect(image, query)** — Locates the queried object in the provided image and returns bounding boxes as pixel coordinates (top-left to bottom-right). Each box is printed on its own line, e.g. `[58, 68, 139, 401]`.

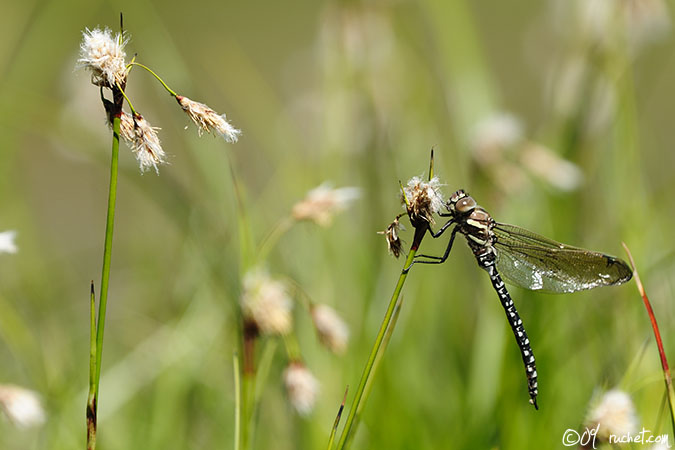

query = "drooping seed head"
[520, 144, 582, 192]
[176, 96, 241, 143]
[401, 176, 444, 224]
[0, 384, 46, 428]
[240, 268, 293, 336]
[283, 362, 320, 416]
[129, 114, 166, 174]
[78, 28, 128, 89]
[311, 304, 349, 355]
[378, 217, 403, 258]
[291, 183, 360, 227]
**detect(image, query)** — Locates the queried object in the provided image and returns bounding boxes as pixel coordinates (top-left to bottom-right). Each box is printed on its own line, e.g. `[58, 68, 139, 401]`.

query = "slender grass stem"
[128, 62, 179, 97]
[349, 292, 405, 443]
[234, 352, 241, 450]
[623, 243, 675, 435]
[86, 282, 97, 450]
[94, 112, 120, 399]
[336, 226, 425, 449]
[115, 84, 136, 115]
[86, 105, 121, 450]
[256, 216, 294, 264]
[283, 332, 302, 361]
[249, 340, 277, 445]
[327, 387, 349, 450]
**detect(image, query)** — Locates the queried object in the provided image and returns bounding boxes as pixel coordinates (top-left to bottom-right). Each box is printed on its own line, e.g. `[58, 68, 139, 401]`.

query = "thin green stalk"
[94, 112, 120, 399]
[129, 62, 178, 97]
[336, 229, 423, 449]
[256, 216, 294, 264]
[86, 282, 97, 450]
[283, 332, 302, 362]
[234, 352, 241, 450]
[327, 387, 349, 450]
[348, 292, 405, 445]
[249, 340, 278, 445]
[241, 373, 254, 450]
[253, 340, 278, 403]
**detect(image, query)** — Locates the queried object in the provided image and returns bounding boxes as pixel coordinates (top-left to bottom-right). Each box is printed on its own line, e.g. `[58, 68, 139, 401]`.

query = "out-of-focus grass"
[1, 1, 675, 449]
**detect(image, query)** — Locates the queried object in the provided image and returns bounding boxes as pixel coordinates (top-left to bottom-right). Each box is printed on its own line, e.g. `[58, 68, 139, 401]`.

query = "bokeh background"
[2, 0, 675, 448]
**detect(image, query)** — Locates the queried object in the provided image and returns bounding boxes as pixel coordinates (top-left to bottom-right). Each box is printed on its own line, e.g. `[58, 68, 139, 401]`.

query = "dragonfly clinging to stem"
[403, 189, 633, 409]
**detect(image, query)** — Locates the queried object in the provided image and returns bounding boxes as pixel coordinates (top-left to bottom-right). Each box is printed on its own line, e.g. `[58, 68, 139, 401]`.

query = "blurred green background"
[1, 0, 675, 448]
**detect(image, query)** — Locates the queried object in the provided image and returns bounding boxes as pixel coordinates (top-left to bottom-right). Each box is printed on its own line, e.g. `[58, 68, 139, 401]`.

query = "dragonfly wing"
[492, 223, 633, 293]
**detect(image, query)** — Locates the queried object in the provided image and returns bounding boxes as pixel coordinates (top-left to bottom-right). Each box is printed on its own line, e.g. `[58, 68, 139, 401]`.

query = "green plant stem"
[241, 373, 254, 450]
[94, 113, 120, 400]
[234, 353, 241, 450]
[327, 387, 349, 450]
[348, 291, 405, 445]
[129, 62, 179, 97]
[256, 216, 294, 264]
[336, 226, 425, 449]
[86, 283, 97, 450]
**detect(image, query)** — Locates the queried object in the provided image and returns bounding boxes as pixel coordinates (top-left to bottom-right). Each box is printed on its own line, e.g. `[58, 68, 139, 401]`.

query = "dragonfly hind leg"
[403, 226, 458, 274]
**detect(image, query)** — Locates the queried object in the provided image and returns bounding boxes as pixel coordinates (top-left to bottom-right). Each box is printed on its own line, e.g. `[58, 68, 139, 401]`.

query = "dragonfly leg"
[403, 226, 458, 273]
[429, 218, 455, 238]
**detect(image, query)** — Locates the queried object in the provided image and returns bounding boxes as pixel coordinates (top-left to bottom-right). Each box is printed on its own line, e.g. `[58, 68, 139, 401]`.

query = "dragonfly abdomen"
[477, 250, 539, 409]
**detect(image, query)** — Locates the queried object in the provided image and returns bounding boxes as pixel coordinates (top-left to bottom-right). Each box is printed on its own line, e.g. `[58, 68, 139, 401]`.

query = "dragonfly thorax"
[446, 190, 496, 250]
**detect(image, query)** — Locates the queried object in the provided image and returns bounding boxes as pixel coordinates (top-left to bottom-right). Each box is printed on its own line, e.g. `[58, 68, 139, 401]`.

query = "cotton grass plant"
[235, 182, 358, 449]
[77, 17, 239, 449]
[333, 151, 443, 449]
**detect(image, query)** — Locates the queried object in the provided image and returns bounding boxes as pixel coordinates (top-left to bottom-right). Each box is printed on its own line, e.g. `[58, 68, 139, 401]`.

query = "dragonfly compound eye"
[455, 196, 477, 214]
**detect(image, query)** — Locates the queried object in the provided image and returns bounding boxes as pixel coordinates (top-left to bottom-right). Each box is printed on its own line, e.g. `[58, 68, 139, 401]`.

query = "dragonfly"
[404, 189, 633, 409]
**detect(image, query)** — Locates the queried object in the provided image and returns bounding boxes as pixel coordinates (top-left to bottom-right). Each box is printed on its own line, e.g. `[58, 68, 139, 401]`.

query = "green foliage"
[1, 1, 674, 449]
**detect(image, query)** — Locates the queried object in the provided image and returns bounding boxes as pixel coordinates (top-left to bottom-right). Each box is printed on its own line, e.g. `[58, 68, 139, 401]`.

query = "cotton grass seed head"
[402, 176, 444, 224]
[130, 114, 166, 174]
[240, 268, 293, 336]
[291, 183, 360, 227]
[283, 362, 320, 416]
[78, 28, 128, 89]
[311, 304, 349, 355]
[0, 385, 45, 428]
[109, 111, 166, 174]
[0, 230, 18, 254]
[176, 96, 241, 142]
[585, 389, 638, 442]
[378, 217, 404, 258]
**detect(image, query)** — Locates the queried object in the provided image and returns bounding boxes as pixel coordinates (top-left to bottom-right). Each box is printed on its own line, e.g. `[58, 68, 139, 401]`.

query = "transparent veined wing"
[492, 223, 632, 293]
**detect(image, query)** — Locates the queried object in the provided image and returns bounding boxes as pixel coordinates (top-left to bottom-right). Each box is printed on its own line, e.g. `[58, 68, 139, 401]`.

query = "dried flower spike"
[176, 96, 241, 143]
[378, 217, 403, 258]
[240, 268, 293, 335]
[0, 384, 46, 428]
[117, 110, 136, 144]
[78, 28, 128, 88]
[291, 183, 360, 227]
[130, 114, 166, 174]
[401, 176, 444, 224]
[0, 230, 18, 254]
[283, 362, 320, 415]
[311, 304, 349, 354]
[585, 389, 638, 442]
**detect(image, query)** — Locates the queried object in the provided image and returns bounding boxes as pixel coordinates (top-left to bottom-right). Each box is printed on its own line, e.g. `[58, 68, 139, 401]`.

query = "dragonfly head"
[447, 190, 476, 215]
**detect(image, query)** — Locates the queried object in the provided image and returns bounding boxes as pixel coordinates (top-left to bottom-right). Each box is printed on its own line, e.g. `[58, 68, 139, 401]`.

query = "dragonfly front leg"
[403, 225, 458, 274]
